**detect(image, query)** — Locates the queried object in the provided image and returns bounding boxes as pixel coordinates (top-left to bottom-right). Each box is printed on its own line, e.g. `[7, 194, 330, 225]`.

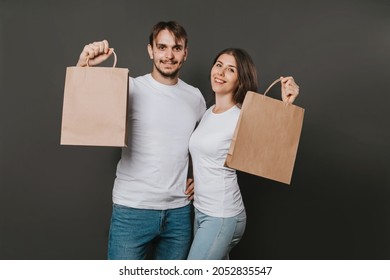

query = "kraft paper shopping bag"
[60, 51, 129, 147]
[225, 78, 305, 184]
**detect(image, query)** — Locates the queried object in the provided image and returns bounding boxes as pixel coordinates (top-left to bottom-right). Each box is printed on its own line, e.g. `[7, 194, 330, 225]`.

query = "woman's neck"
[213, 93, 236, 114]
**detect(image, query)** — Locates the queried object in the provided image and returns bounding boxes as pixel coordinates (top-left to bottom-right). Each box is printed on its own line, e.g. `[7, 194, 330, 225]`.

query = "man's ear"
[184, 47, 188, 61]
[147, 44, 153, 59]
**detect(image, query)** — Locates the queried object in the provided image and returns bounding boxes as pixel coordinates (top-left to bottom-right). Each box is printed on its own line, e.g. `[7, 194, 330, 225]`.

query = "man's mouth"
[161, 60, 177, 65]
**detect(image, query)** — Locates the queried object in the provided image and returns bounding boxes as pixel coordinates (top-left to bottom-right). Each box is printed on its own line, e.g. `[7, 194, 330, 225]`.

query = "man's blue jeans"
[107, 203, 192, 260]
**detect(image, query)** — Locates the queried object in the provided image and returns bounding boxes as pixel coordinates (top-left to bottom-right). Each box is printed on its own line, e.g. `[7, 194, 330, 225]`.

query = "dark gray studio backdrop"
[1, 0, 389, 260]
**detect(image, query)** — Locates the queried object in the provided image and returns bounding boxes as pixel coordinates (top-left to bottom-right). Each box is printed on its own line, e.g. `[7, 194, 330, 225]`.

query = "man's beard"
[155, 60, 181, 79]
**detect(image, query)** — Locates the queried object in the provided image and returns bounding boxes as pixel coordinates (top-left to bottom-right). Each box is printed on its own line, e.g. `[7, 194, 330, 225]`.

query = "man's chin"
[159, 69, 180, 79]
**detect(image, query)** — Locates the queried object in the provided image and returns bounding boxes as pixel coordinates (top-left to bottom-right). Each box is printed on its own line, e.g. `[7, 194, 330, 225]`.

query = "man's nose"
[165, 48, 174, 59]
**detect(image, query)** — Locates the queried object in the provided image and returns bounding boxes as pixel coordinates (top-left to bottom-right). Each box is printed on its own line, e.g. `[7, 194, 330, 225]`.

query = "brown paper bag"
[60, 51, 129, 147]
[225, 78, 305, 184]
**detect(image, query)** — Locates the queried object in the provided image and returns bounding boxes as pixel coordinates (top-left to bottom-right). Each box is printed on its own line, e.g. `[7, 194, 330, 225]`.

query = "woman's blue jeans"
[187, 208, 247, 260]
[108, 203, 192, 260]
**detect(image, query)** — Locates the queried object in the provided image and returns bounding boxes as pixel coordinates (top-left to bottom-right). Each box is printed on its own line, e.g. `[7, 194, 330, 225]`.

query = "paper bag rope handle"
[86, 50, 117, 68]
[263, 77, 282, 96]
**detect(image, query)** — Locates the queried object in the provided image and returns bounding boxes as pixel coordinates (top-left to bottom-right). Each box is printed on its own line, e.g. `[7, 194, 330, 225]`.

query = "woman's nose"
[217, 67, 225, 76]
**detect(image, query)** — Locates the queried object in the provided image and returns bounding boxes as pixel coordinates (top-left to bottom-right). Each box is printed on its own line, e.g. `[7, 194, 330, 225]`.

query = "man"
[76, 21, 206, 259]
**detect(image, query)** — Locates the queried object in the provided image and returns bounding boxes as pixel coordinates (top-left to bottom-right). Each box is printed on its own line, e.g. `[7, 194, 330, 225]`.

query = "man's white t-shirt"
[189, 105, 245, 218]
[113, 74, 206, 210]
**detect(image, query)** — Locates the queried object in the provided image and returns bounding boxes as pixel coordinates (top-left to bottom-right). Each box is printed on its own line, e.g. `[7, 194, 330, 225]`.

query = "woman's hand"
[185, 178, 195, 201]
[280, 76, 300, 103]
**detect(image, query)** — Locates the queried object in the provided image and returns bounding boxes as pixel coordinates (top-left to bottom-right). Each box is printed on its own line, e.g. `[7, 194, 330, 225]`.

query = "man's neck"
[151, 71, 179, 85]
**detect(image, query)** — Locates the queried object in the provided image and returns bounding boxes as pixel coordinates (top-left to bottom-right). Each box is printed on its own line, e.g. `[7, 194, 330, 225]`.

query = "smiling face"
[148, 29, 188, 84]
[210, 53, 240, 97]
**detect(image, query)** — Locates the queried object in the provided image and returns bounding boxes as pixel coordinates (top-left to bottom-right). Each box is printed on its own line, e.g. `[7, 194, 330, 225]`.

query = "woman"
[187, 48, 299, 259]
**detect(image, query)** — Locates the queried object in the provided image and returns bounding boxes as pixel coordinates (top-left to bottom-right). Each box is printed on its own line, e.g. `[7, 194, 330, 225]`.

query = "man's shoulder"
[178, 78, 197, 90]
[129, 74, 152, 90]
[131, 73, 149, 82]
[178, 79, 203, 98]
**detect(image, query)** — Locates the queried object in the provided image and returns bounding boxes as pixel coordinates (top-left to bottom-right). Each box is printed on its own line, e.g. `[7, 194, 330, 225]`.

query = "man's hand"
[76, 40, 114, 67]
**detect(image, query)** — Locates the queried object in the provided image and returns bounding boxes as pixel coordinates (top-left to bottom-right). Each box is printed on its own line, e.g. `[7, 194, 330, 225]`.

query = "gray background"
[1, 0, 389, 259]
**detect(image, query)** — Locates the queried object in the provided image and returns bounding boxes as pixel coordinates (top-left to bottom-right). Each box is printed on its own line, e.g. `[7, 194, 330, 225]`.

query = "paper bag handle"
[86, 50, 117, 68]
[263, 77, 282, 96]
